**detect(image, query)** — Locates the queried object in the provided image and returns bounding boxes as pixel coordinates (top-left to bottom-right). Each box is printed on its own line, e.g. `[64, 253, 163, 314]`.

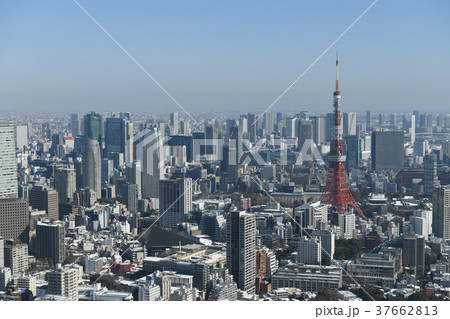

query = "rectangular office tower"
[432, 185, 450, 240]
[371, 131, 404, 171]
[0, 119, 18, 198]
[0, 198, 29, 243]
[159, 178, 193, 228]
[226, 211, 256, 294]
[36, 221, 66, 265]
[105, 115, 133, 163]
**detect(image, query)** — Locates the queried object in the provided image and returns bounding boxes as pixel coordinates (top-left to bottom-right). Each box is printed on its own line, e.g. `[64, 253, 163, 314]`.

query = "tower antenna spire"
[335, 51, 339, 92]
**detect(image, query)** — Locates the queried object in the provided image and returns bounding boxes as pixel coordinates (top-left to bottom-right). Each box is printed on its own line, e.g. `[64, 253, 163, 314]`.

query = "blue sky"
[0, 0, 449, 114]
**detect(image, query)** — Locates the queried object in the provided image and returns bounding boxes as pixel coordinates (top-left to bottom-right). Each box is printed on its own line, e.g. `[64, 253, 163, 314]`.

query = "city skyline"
[0, 1, 449, 114]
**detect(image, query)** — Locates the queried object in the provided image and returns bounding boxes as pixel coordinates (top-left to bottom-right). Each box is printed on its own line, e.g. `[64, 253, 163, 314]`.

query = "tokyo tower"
[320, 53, 366, 219]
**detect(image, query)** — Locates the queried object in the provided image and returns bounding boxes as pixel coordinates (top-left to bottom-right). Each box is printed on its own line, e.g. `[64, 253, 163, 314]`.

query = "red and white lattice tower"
[320, 53, 365, 218]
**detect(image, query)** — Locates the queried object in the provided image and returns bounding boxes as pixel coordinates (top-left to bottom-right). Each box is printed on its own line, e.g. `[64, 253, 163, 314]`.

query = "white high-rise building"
[338, 213, 356, 239]
[47, 265, 79, 301]
[18, 275, 37, 296]
[286, 117, 296, 138]
[170, 112, 179, 135]
[0, 120, 18, 198]
[4, 242, 28, 275]
[138, 283, 161, 301]
[15, 125, 28, 150]
[136, 127, 165, 202]
[297, 236, 321, 264]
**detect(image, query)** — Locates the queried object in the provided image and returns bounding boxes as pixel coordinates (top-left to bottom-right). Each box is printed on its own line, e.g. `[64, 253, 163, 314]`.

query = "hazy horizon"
[0, 0, 449, 115]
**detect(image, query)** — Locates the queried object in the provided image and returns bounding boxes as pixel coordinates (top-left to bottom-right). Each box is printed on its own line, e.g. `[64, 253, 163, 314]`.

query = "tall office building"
[101, 158, 114, 184]
[310, 229, 335, 259]
[297, 120, 313, 152]
[70, 113, 80, 136]
[286, 117, 296, 139]
[36, 221, 66, 265]
[105, 115, 133, 163]
[379, 113, 384, 126]
[297, 236, 321, 265]
[122, 183, 139, 214]
[410, 114, 416, 144]
[311, 116, 326, 145]
[247, 113, 257, 143]
[15, 125, 28, 150]
[159, 178, 193, 228]
[227, 125, 242, 184]
[338, 213, 356, 239]
[343, 112, 357, 136]
[432, 186, 450, 240]
[54, 167, 76, 204]
[137, 127, 165, 200]
[0, 119, 18, 198]
[264, 112, 275, 135]
[4, 241, 28, 275]
[83, 139, 101, 198]
[371, 131, 404, 171]
[403, 234, 425, 277]
[366, 110, 372, 129]
[179, 118, 190, 136]
[47, 266, 79, 301]
[125, 161, 142, 199]
[424, 154, 438, 196]
[226, 211, 256, 294]
[344, 135, 359, 170]
[83, 111, 103, 145]
[29, 186, 59, 220]
[0, 198, 29, 243]
[170, 112, 179, 136]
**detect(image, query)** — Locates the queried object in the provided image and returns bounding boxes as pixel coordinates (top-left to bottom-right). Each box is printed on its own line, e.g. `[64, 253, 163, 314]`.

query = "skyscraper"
[0, 198, 29, 243]
[432, 185, 450, 240]
[227, 125, 242, 184]
[122, 183, 139, 214]
[403, 234, 425, 277]
[36, 221, 66, 265]
[264, 112, 275, 135]
[286, 117, 296, 139]
[159, 178, 193, 228]
[70, 113, 80, 136]
[105, 115, 133, 163]
[54, 167, 76, 204]
[170, 112, 179, 136]
[136, 127, 164, 200]
[297, 119, 313, 152]
[343, 112, 357, 136]
[0, 119, 18, 198]
[366, 110, 372, 129]
[226, 211, 256, 294]
[83, 139, 102, 198]
[29, 186, 59, 221]
[424, 153, 438, 196]
[83, 112, 103, 145]
[371, 131, 404, 171]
